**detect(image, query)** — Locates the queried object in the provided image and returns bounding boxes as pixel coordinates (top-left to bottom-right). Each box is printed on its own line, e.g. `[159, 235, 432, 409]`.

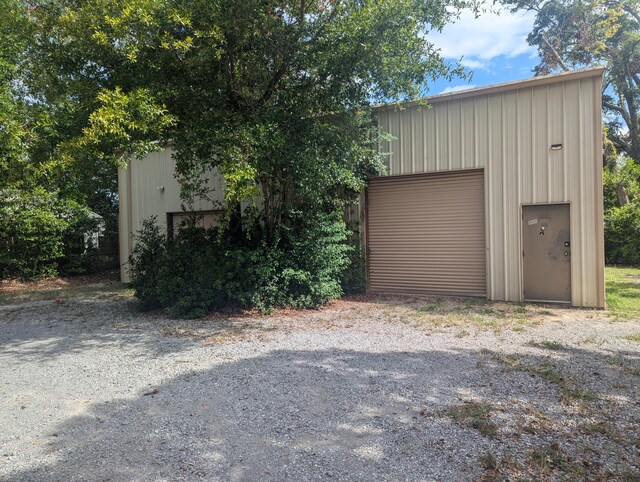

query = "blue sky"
[427, 8, 540, 95]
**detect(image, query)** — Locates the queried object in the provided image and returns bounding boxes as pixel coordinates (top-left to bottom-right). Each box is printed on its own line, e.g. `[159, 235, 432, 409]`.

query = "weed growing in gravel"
[622, 333, 640, 342]
[579, 420, 619, 439]
[527, 443, 586, 478]
[485, 351, 597, 405]
[478, 452, 498, 471]
[581, 336, 598, 344]
[514, 408, 551, 436]
[607, 356, 625, 367]
[419, 301, 441, 312]
[607, 356, 640, 376]
[464, 298, 490, 308]
[478, 453, 525, 482]
[536, 340, 567, 350]
[447, 401, 499, 438]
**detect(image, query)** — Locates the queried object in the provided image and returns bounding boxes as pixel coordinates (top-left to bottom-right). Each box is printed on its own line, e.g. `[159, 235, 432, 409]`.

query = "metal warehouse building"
[119, 67, 605, 308]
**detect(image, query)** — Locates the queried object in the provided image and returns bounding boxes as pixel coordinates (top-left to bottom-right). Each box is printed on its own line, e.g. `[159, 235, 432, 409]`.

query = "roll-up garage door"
[367, 169, 486, 296]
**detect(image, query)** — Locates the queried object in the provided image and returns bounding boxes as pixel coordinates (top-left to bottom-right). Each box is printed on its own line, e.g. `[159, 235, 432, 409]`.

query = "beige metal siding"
[118, 69, 604, 307]
[367, 170, 486, 296]
[375, 69, 604, 307]
[118, 148, 225, 281]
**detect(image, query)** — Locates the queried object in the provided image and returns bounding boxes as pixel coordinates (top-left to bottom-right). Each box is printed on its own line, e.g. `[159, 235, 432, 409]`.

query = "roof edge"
[374, 67, 606, 112]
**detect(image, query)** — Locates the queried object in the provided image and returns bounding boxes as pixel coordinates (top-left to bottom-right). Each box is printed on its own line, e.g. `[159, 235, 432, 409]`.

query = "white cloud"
[440, 84, 477, 94]
[429, 8, 536, 62]
[460, 58, 487, 70]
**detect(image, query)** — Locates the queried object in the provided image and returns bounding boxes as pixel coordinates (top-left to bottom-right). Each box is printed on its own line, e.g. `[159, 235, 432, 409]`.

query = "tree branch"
[257, 0, 309, 106]
[541, 34, 570, 72]
[604, 100, 632, 127]
[603, 101, 626, 114]
[622, 2, 640, 24]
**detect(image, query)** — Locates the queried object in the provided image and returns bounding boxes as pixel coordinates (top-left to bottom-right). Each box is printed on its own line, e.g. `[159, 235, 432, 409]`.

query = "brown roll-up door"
[367, 169, 486, 296]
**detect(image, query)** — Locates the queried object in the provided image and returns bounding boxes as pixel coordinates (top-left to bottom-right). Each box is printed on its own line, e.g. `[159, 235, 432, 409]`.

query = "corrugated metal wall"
[374, 69, 604, 307]
[118, 148, 225, 281]
[119, 70, 604, 307]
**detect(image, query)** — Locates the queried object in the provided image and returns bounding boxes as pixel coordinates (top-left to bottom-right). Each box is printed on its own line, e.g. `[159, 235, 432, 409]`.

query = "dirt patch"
[0, 271, 120, 293]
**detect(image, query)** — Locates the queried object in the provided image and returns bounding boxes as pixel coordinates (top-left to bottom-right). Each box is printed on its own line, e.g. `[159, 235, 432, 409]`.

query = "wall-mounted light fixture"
[157, 186, 165, 192]
[550, 143, 563, 151]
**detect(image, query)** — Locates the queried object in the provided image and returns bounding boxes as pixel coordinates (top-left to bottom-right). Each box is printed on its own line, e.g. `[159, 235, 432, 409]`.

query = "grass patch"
[622, 333, 640, 342]
[606, 266, 640, 319]
[529, 340, 567, 351]
[400, 298, 543, 334]
[447, 400, 499, 438]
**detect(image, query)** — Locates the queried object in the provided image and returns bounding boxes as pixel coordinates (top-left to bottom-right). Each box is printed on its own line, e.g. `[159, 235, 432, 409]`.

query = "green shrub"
[159, 224, 226, 318]
[0, 189, 96, 279]
[128, 210, 353, 317]
[129, 217, 167, 309]
[603, 158, 640, 265]
[341, 230, 367, 294]
[603, 159, 640, 211]
[605, 200, 640, 265]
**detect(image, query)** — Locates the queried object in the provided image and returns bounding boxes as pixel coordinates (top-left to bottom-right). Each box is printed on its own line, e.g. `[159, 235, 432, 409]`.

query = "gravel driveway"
[1, 291, 639, 481]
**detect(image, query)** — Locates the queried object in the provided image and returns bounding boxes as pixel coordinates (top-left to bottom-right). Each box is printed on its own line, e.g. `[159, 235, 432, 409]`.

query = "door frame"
[519, 201, 572, 305]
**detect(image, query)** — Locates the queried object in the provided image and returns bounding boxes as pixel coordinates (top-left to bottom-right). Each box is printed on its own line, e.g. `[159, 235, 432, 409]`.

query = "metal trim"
[373, 67, 606, 112]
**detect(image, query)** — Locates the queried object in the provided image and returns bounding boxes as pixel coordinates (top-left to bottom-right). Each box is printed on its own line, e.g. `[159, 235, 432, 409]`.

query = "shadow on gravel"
[4, 343, 640, 481]
[0, 298, 197, 360]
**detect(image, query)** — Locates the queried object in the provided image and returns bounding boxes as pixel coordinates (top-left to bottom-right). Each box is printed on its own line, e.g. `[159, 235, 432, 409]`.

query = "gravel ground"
[1, 291, 639, 481]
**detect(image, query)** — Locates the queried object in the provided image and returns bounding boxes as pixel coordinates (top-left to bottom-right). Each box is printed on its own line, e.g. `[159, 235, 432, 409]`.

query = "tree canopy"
[23, 0, 479, 231]
[501, 0, 640, 164]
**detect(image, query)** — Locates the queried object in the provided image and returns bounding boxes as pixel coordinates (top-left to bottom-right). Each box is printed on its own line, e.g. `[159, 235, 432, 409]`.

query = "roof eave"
[373, 66, 606, 112]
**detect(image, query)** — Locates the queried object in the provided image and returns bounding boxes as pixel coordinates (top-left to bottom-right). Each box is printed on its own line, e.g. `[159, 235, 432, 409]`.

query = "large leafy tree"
[24, 0, 478, 237]
[501, 0, 640, 166]
[0, 0, 30, 189]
